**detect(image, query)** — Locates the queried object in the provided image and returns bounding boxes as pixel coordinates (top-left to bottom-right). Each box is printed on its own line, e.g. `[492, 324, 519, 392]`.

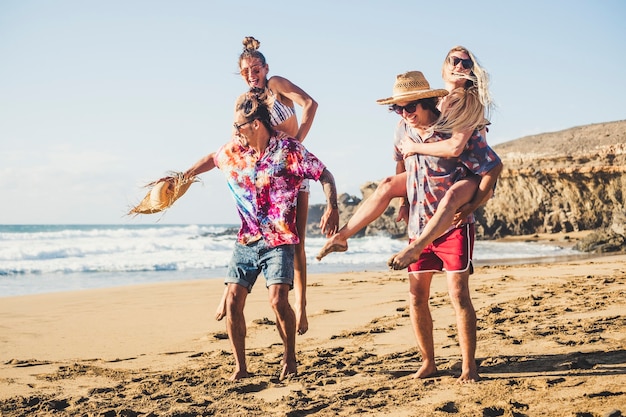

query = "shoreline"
[0, 231, 594, 299]
[1, 251, 625, 415]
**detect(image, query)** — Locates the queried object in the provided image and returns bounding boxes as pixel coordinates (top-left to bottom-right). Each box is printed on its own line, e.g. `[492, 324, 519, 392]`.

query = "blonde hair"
[435, 87, 486, 133]
[435, 46, 494, 134]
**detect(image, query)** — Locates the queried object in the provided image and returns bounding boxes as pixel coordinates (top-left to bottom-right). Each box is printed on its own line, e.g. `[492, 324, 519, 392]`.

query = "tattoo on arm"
[318, 169, 338, 208]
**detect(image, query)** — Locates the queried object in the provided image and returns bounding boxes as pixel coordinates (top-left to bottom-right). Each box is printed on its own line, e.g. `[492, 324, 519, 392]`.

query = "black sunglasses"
[390, 101, 420, 115]
[233, 119, 254, 131]
[448, 56, 474, 70]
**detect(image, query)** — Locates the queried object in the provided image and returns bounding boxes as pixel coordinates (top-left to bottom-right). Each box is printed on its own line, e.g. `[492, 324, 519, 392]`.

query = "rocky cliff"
[308, 120, 626, 253]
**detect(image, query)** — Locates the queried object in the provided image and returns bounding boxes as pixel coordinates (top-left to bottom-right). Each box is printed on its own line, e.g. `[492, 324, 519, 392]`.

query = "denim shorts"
[226, 239, 295, 292]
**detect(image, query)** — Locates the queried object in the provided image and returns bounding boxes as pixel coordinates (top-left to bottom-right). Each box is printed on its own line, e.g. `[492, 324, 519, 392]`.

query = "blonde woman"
[215, 37, 319, 336]
[387, 46, 502, 269]
[317, 46, 502, 270]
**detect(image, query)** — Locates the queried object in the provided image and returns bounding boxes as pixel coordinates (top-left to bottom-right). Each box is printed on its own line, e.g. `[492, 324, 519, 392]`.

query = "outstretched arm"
[184, 152, 217, 178]
[317, 168, 339, 237]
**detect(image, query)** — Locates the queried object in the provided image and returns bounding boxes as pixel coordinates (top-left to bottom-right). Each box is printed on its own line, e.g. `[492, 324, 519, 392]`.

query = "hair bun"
[242, 36, 260, 52]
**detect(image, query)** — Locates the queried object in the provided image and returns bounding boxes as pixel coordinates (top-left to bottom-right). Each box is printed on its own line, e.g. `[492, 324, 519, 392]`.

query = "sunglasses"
[448, 56, 474, 70]
[390, 101, 420, 115]
[233, 120, 254, 131]
[240, 65, 263, 77]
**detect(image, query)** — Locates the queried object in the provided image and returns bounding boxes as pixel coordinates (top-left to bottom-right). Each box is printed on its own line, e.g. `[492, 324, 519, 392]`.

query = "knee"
[409, 289, 429, 307]
[440, 187, 464, 209]
[375, 176, 396, 198]
[226, 290, 246, 314]
[269, 290, 290, 315]
[448, 287, 472, 309]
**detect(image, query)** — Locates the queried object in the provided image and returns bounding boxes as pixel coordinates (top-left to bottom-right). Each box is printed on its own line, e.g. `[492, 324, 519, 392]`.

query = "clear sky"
[1, 0, 624, 225]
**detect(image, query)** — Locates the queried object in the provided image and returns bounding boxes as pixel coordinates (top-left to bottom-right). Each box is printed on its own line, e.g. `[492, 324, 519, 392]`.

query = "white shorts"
[299, 179, 310, 193]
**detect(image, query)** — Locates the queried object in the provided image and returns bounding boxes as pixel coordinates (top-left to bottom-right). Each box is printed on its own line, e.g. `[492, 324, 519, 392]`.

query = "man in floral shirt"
[184, 93, 339, 381]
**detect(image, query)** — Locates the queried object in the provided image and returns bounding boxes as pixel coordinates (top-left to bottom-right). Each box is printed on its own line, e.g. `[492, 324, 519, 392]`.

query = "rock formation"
[308, 120, 626, 253]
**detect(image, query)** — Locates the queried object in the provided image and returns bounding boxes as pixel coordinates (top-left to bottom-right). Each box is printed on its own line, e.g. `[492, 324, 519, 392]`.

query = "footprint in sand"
[312, 309, 344, 316]
[6, 359, 51, 367]
[253, 317, 276, 326]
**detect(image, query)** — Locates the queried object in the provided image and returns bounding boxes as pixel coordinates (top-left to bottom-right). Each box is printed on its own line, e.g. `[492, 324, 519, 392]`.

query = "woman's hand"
[400, 137, 420, 158]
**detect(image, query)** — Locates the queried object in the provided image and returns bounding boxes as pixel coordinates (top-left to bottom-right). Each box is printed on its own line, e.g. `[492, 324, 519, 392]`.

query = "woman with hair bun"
[215, 37, 319, 336]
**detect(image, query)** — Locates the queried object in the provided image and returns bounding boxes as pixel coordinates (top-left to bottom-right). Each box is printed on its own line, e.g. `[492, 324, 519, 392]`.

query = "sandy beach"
[1, 252, 625, 416]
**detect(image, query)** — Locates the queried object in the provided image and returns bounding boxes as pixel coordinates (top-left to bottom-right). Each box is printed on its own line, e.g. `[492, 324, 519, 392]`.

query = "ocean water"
[0, 224, 584, 298]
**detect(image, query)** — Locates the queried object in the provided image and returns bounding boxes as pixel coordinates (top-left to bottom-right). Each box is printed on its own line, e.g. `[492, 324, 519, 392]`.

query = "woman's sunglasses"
[448, 56, 474, 70]
[390, 101, 419, 115]
[240, 65, 263, 77]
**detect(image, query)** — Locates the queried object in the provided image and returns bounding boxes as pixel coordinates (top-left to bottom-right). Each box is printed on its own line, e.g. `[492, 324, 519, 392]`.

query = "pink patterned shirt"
[214, 132, 326, 247]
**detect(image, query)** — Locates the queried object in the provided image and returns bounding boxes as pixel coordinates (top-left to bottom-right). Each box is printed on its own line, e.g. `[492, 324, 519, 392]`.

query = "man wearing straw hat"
[181, 92, 338, 381]
[376, 71, 501, 383]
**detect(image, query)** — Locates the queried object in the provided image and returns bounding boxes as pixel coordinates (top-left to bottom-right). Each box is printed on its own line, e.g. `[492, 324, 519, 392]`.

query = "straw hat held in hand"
[128, 172, 199, 215]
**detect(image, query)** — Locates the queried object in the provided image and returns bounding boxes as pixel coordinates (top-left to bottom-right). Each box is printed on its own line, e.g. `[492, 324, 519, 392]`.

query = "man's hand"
[319, 207, 339, 237]
[396, 204, 409, 224]
[453, 203, 474, 227]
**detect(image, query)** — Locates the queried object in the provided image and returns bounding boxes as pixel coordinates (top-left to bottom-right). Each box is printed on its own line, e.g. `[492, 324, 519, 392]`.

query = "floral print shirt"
[393, 121, 501, 240]
[214, 132, 326, 247]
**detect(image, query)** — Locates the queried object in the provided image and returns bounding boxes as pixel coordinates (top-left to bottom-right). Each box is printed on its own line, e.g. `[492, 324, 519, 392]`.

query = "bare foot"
[387, 245, 422, 270]
[229, 370, 250, 381]
[279, 361, 297, 381]
[316, 234, 348, 260]
[412, 363, 437, 379]
[296, 306, 308, 335]
[214, 304, 226, 321]
[457, 370, 480, 384]
[214, 291, 227, 321]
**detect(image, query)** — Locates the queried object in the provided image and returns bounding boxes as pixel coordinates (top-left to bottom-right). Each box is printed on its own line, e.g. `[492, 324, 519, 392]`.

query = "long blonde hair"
[435, 46, 494, 134]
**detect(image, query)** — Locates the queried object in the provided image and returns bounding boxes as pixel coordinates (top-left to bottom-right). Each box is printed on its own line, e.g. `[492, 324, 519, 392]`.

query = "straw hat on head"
[376, 71, 448, 105]
[128, 171, 199, 215]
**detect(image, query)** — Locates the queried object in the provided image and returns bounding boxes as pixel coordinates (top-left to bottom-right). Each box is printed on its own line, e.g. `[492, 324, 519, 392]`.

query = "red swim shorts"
[407, 223, 475, 274]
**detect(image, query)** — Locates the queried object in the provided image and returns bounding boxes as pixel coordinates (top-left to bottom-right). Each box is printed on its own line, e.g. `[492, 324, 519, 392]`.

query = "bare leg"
[294, 191, 309, 335]
[268, 283, 297, 380]
[409, 271, 438, 379]
[447, 271, 480, 383]
[225, 283, 250, 380]
[388, 177, 479, 270]
[215, 287, 228, 321]
[316, 173, 407, 260]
